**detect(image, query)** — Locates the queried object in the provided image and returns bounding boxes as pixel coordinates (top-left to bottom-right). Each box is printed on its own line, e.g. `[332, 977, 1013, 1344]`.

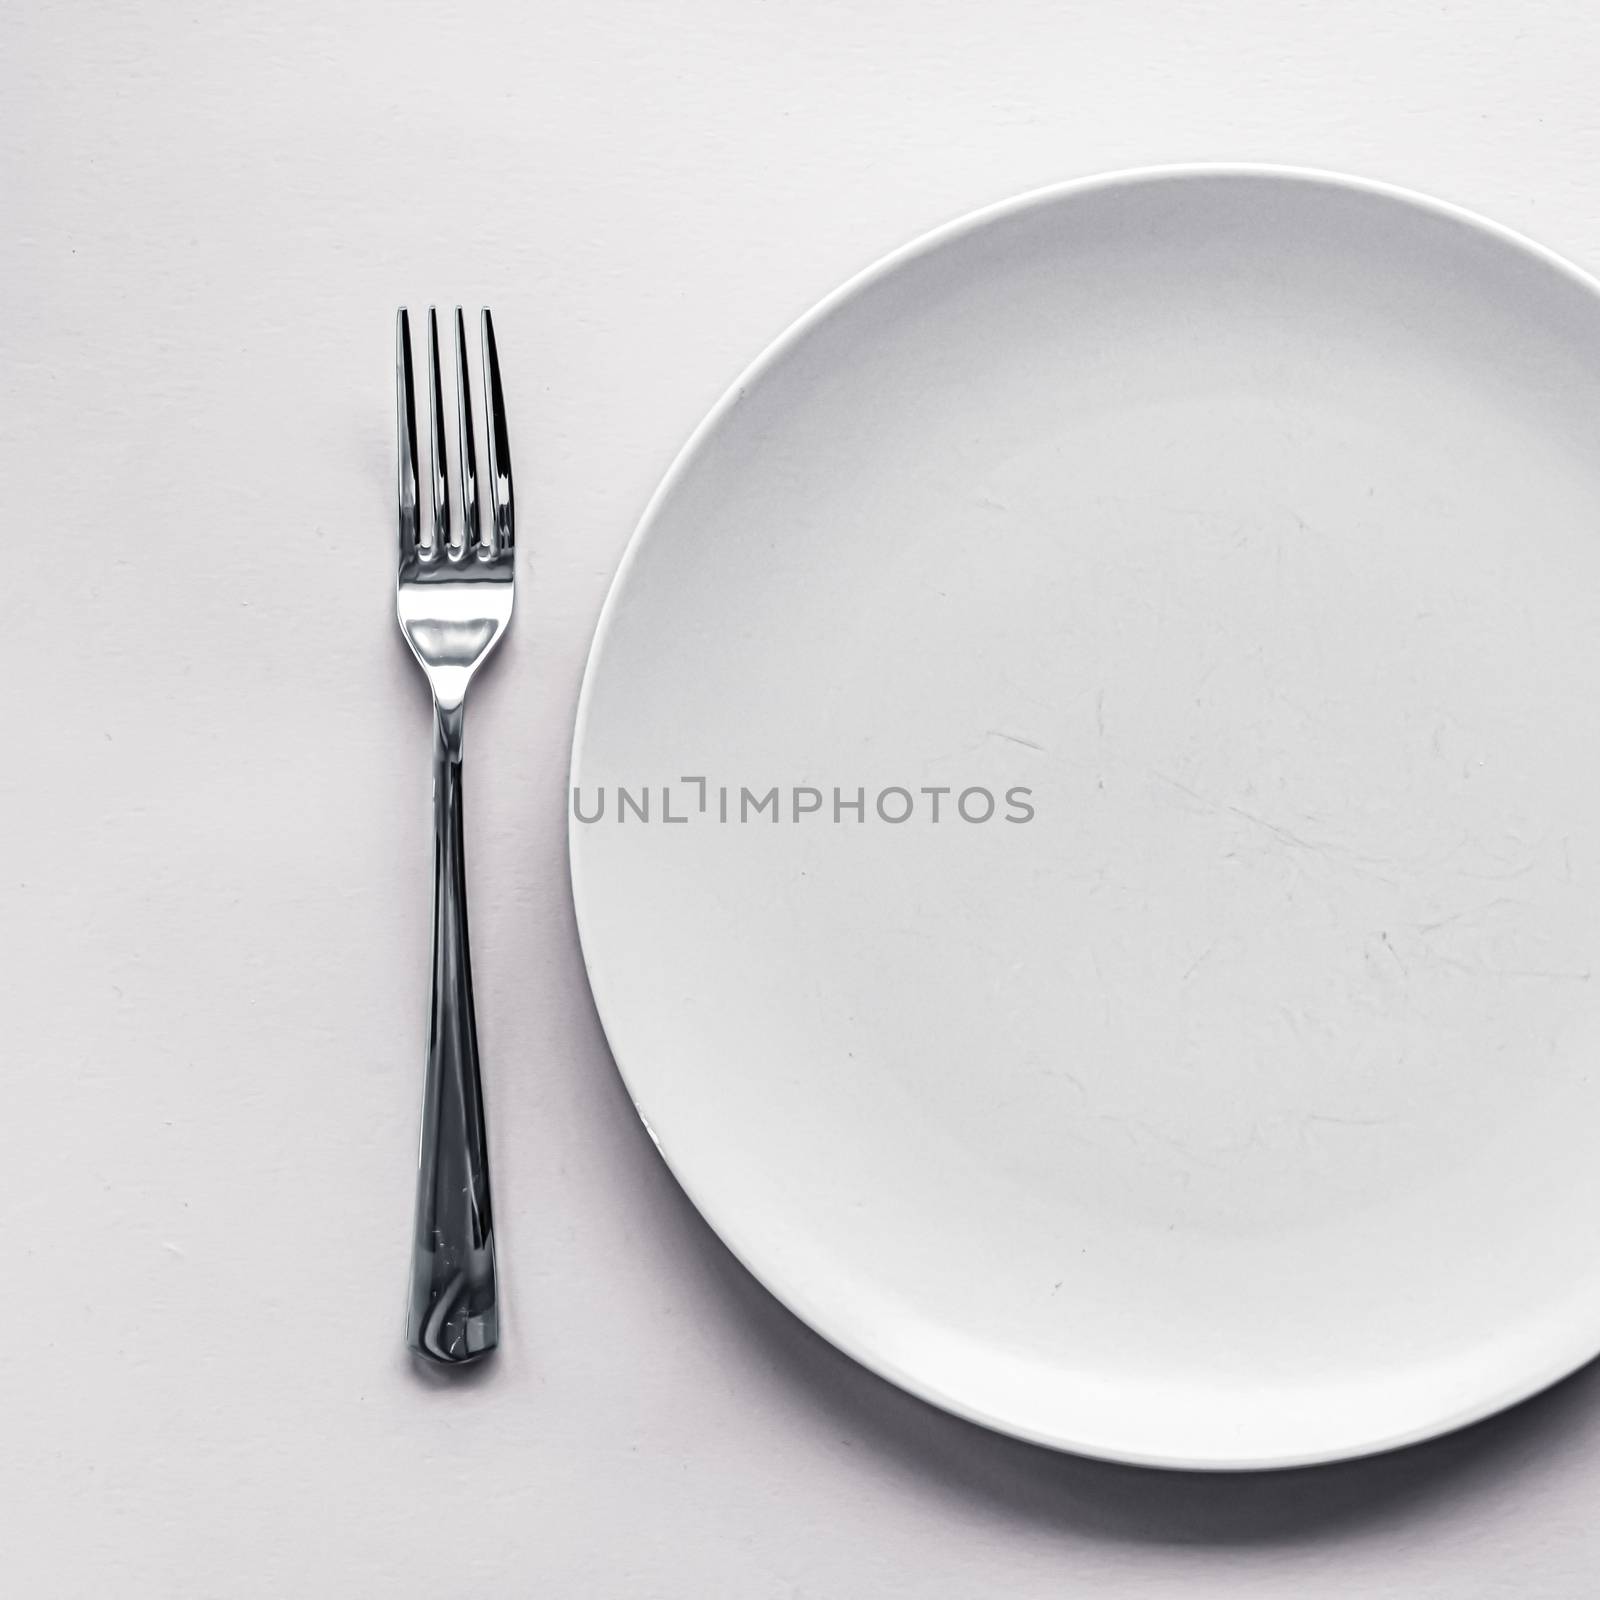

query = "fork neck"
[433, 698, 466, 764]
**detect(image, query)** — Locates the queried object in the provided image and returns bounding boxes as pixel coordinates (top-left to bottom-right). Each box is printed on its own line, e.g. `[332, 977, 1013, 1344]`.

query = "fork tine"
[395, 309, 420, 563]
[453, 307, 480, 554]
[481, 309, 514, 556]
[425, 308, 450, 557]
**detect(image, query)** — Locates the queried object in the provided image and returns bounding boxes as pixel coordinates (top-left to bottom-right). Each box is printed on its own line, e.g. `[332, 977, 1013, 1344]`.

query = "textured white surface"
[8, 0, 1600, 1591]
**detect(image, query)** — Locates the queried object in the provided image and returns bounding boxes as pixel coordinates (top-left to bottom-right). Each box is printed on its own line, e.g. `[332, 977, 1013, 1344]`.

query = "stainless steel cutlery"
[394, 306, 514, 1365]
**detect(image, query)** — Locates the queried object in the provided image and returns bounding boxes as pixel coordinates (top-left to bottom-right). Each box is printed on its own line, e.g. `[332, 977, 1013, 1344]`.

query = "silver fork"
[394, 306, 514, 1365]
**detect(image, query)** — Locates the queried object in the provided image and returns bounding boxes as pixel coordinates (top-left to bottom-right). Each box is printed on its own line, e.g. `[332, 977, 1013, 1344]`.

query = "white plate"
[570, 167, 1600, 1468]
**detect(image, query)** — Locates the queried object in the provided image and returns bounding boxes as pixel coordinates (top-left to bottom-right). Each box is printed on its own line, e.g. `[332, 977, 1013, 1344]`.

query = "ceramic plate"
[570, 167, 1600, 1468]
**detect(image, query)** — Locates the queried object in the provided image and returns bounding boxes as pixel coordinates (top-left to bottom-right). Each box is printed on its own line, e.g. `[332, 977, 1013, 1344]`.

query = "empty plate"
[571, 167, 1600, 1467]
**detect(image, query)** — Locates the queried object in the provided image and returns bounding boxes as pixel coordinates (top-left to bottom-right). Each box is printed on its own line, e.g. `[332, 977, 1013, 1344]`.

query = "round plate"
[570, 167, 1600, 1468]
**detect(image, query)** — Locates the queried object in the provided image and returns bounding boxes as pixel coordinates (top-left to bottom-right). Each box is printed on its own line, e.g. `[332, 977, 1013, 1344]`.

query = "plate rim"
[568, 162, 1600, 1470]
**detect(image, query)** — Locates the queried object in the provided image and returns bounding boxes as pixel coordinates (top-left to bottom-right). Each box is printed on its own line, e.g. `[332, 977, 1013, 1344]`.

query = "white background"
[7, 1, 1600, 1593]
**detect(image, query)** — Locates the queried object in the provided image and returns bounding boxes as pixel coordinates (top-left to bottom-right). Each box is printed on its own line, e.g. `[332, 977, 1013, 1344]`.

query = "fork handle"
[406, 716, 498, 1364]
